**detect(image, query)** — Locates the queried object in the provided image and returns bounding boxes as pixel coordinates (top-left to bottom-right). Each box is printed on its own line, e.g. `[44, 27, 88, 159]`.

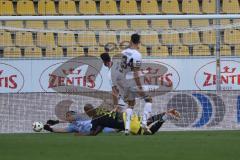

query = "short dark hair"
[66, 111, 77, 116]
[100, 53, 111, 63]
[131, 33, 140, 44]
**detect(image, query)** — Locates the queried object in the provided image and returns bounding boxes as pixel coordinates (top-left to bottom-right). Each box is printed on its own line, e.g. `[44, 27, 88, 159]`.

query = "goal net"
[0, 16, 240, 133]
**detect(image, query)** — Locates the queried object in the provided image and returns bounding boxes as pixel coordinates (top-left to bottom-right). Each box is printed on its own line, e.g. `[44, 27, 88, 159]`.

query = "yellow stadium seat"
[151, 20, 169, 29]
[222, 0, 240, 13]
[162, 0, 180, 14]
[161, 31, 180, 45]
[109, 20, 128, 30]
[233, 19, 240, 24]
[192, 45, 210, 56]
[0, 30, 13, 47]
[59, 0, 77, 15]
[15, 32, 34, 47]
[88, 46, 105, 56]
[99, 31, 117, 46]
[182, 32, 200, 45]
[79, 0, 97, 15]
[100, 0, 118, 14]
[24, 47, 42, 57]
[119, 30, 135, 43]
[202, 31, 216, 45]
[5, 21, 24, 28]
[219, 45, 232, 56]
[88, 20, 108, 30]
[151, 45, 169, 56]
[172, 20, 189, 29]
[45, 47, 63, 57]
[138, 46, 148, 56]
[182, 0, 200, 14]
[192, 20, 209, 27]
[68, 20, 87, 30]
[47, 21, 66, 30]
[140, 30, 159, 46]
[202, 0, 216, 14]
[17, 0, 35, 15]
[36, 32, 55, 47]
[234, 45, 240, 56]
[120, 0, 139, 14]
[224, 29, 240, 44]
[3, 47, 21, 58]
[0, 0, 14, 15]
[131, 20, 149, 30]
[67, 47, 84, 57]
[78, 31, 97, 46]
[26, 21, 45, 29]
[141, 0, 159, 14]
[172, 46, 189, 56]
[57, 33, 76, 47]
[38, 0, 57, 15]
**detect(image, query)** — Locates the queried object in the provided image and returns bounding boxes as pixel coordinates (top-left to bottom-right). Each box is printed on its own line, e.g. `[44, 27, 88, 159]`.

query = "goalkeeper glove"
[46, 120, 59, 126]
[44, 125, 53, 132]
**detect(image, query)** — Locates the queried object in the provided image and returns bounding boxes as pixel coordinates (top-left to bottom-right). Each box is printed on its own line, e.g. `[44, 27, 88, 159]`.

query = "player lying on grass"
[43, 111, 115, 135]
[83, 102, 180, 136]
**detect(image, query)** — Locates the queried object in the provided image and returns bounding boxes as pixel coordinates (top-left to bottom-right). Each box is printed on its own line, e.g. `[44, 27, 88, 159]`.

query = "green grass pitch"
[0, 131, 240, 160]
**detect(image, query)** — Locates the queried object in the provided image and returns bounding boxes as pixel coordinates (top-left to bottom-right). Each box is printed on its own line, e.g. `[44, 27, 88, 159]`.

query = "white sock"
[142, 102, 152, 126]
[125, 108, 133, 131]
[162, 113, 169, 121]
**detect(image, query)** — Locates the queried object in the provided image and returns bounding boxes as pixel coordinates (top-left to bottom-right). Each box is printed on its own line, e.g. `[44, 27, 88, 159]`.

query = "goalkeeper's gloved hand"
[44, 124, 53, 132]
[46, 120, 59, 126]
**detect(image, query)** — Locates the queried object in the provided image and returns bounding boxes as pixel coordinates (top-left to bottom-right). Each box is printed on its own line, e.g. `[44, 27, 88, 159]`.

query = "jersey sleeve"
[132, 52, 142, 68]
[66, 123, 76, 133]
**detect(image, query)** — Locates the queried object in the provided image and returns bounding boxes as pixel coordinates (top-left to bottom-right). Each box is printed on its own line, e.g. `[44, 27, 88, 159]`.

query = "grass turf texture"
[0, 131, 240, 160]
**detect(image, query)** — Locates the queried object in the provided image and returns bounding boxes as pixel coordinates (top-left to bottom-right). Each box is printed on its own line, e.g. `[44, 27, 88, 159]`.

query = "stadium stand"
[100, 0, 119, 15]
[182, 32, 201, 45]
[120, 0, 139, 14]
[222, 0, 240, 14]
[202, 31, 216, 45]
[172, 45, 189, 56]
[78, 31, 97, 46]
[57, 33, 76, 47]
[5, 21, 24, 28]
[15, 32, 34, 47]
[0, 0, 14, 15]
[88, 20, 108, 30]
[141, 0, 159, 14]
[67, 47, 84, 57]
[182, 0, 200, 14]
[68, 20, 87, 30]
[219, 45, 232, 56]
[79, 0, 97, 15]
[36, 32, 55, 47]
[130, 20, 149, 30]
[109, 20, 128, 30]
[38, 0, 57, 15]
[151, 45, 169, 56]
[202, 0, 216, 14]
[3, 47, 21, 58]
[45, 47, 63, 57]
[58, 0, 77, 15]
[192, 45, 211, 56]
[16, 0, 36, 15]
[99, 31, 117, 46]
[47, 21, 66, 30]
[161, 31, 181, 45]
[171, 20, 189, 29]
[140, 30, 159, 46]
[26, 21, 45, 29]
[224, 29, 240, 44]
[24, 47, 42, 57]
[161, 0, 180, 14]
[151, 20, 169, 29]
[0, 30, 13, 47]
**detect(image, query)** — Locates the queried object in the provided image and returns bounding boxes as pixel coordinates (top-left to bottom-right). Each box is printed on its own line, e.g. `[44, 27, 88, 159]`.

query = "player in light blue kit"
[44, 111, 115, 135]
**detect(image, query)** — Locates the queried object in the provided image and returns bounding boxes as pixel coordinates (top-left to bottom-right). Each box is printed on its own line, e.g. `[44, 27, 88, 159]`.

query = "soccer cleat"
[167, 109, 181, 121]
[142, 126, 152, 135]
[124, 129, 130, 136]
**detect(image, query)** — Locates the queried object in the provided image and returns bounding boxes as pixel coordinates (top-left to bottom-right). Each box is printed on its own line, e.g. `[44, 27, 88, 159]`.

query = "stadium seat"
[3, 47, 21, 58]
[59, 0, 77, 15]
[0, 30, 13, 47]
[234, 45, 240, 56]
[17, 0, 36, 15]
[45, 47, 63, 57]
[68, 20, 87, 30]
[172, 46, 189, 56]
[120, 0, 139, 14]
[24, 47, 42, 57]
[222, 0, 240, 13]
[161, 31, 180, 45]
[67, 47, 84, 57]
[88, 46, 105, 56]
[119, 30, 135, 43]
[100, 0, 118, 14]
[141, 0, 159, 14]
[140, 30, 159, 46]
[151, 45, 169, 56]
[38, 0, 57, 15]
[109, 20, 128, 30]
[162, 0, 180, 14]
[202, 31, 216, 45]
[77, 31, 97, 46]
[172, 20, 189, 29]
[57, 33, 76, 47]
[224, 29, 240, 44]
[5, 21, 24, 28]
[26, 21, 45, 29]
[151, 20, 169, 29]
[0, 0, 14, 15]
[219, 45, 232, 56]
[88, 20, 108, 30]
[79, 0, 97, 15]
[98, 31, 117, 46]
[47, 21, 66, 30]
[15, 32, 34, 47]
[233, 19, 240, 24]
[182, 32, 200, 45]
[182, 0, 200, 14]
[139, 46, 148, 56]
[36, 32, 55, 47]
[192, 45, 210, 56]
[192, 20, 209, 27]
[130, 20, 149, 30]
[202, 0, 216, 14]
